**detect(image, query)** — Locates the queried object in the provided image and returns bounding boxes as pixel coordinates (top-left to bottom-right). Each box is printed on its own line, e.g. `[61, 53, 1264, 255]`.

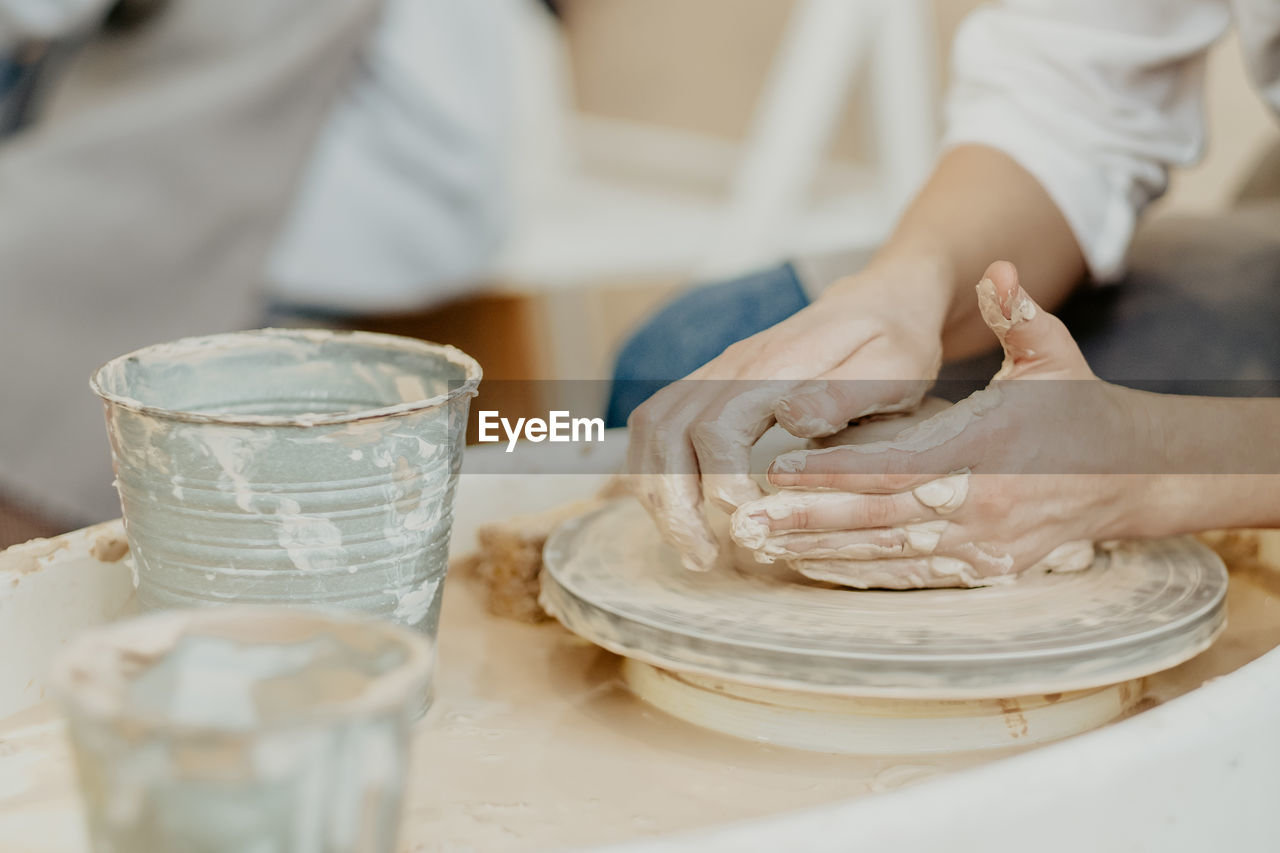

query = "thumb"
[977, 260, 1091, 379]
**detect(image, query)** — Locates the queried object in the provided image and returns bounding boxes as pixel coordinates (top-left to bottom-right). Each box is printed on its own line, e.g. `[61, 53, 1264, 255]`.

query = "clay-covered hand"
[628, 261, 949, 571]
[730, 261, 1156, 588]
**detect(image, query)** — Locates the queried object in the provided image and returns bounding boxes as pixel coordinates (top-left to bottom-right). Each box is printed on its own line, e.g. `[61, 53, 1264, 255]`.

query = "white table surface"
[2, 437, 1278, 852]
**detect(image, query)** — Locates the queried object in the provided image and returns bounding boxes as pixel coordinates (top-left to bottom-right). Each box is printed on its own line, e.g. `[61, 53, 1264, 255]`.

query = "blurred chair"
[491, 0, 939, 394]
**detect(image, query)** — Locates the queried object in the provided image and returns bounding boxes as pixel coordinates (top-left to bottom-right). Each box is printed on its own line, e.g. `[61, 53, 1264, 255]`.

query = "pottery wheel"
[540, 499, 1228, 700]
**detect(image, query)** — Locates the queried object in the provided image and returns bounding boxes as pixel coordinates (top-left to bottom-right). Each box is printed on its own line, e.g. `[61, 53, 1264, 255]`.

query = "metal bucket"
[90, 329, 481, 636]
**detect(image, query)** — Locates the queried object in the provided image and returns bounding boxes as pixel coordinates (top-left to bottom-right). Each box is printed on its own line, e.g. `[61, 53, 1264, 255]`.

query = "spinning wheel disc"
[541, 500, 1227, 700]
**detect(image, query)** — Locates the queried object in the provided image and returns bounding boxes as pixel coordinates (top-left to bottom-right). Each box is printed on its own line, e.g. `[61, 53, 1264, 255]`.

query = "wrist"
[1096, 387, 1223, 539]
[1117, 393, 1280, 535]
[1089, 385, 1176, 539]
[822, 249, 954, 333]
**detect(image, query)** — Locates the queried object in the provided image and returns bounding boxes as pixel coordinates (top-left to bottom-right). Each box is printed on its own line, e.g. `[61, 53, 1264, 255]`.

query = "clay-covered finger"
[636, 471, 719, 571]
[732, 489, 931, 535]
[786, 555, 996, 589]
[774, 374, 932, 439]
[735, 520, 951, 563]
[768, 447, 941, 493]
[688, 386, 782, 511]
[977, 261, 1092, 380]
[768, 390, 999, 490]
[627, 389, 720, 571]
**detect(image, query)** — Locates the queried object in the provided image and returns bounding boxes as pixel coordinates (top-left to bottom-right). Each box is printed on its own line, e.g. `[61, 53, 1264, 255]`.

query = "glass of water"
[51, 606, 433, 853]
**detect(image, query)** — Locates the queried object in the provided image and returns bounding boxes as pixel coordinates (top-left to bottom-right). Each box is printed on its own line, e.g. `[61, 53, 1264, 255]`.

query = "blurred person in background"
[263, 0, 514, 317]
[0, 0, 517, 546]
[615, 1, 1280, 575]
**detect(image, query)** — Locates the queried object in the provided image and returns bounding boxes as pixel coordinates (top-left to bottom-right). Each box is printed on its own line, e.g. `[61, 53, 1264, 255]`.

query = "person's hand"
[629, 258, 952, 563]
[729, 260, 1157, 587]
[627, 260, 951, 571]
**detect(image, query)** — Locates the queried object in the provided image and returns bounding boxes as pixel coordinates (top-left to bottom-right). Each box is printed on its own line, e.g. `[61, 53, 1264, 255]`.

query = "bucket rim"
[89, 328, 482, 428]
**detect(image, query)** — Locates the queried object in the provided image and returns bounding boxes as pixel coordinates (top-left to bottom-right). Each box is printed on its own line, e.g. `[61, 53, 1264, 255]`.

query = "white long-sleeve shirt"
[943, 0, 1278, 281]
[264, 0, 514, 313]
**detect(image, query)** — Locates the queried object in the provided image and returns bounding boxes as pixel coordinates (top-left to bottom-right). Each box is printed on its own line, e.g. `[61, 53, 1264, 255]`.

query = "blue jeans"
[606, 210, 1280, 426]
[606, 263, 810, 427]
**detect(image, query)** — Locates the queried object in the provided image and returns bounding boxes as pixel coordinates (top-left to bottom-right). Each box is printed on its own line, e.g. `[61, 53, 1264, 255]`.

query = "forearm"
[839, 145, 1087, 361]
[1130, 393, 1280, 534]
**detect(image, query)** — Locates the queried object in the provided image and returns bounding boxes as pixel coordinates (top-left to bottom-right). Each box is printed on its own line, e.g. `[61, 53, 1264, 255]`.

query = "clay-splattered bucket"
[90, 329, 481, 635]
[50, 606, 432, 852]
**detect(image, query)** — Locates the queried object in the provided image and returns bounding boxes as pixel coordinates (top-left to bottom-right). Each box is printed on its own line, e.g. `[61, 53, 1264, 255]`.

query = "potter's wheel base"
[623, 659, 1143, 755]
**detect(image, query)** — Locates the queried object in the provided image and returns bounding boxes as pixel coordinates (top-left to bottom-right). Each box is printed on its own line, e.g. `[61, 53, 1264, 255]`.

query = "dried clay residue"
[997, 698, 1029, 739]
[89, 534, 129, 564]
[1200, 530, 1280, 596]
[0, 538, 70, 578]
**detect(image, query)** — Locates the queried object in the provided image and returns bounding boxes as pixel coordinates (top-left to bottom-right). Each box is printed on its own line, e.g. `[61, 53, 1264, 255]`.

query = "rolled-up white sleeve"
[943, 0, 1231, 280]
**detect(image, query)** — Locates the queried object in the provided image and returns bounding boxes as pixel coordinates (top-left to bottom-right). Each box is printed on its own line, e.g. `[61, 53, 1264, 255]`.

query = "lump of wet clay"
[470, 499, 603, 623]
